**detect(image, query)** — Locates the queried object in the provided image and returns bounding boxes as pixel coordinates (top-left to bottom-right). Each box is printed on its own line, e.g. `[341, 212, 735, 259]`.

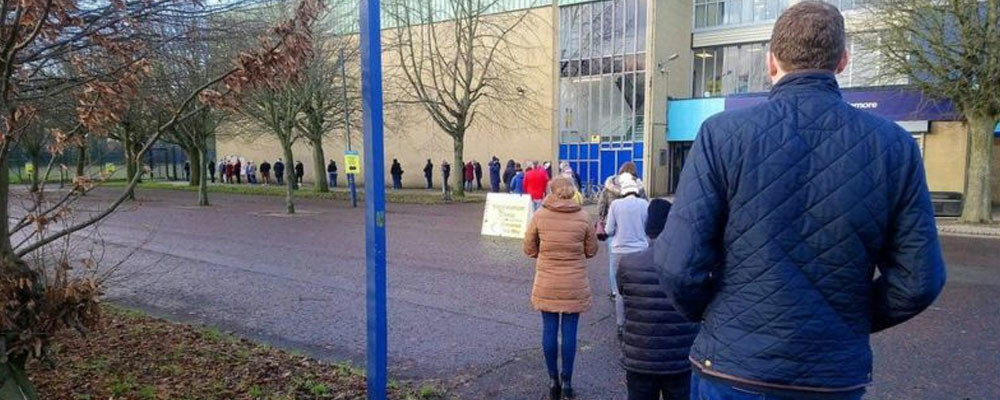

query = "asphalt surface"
[76, 187, 998, 400]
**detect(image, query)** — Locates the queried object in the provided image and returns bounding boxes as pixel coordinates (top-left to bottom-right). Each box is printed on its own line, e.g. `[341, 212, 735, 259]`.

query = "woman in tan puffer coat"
[524, 177, 599, 400]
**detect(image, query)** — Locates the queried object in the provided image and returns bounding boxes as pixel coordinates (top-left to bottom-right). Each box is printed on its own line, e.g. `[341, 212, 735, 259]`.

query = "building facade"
[661, 0, 1000, 206]
[217, 0, 999, 205]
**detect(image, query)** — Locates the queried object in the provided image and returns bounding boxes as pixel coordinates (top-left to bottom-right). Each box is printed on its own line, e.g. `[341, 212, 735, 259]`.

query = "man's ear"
[767, 51, 780, 80]
[836, 48, 850, 75]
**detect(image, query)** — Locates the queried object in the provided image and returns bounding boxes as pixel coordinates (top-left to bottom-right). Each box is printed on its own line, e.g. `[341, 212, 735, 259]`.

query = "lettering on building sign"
[851, 102, 879, 110]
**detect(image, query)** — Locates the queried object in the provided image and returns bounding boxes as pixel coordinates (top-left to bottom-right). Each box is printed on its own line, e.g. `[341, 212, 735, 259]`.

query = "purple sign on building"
[725, 88, 960, 122]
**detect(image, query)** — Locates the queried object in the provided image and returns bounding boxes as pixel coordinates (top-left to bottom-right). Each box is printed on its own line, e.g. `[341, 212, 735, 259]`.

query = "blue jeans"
[610, 251, 626, 327]
[392, 175, 402, 189]
[691, 372, 865, 400]
[541, 312, 579, 383]
[329, 172, 337, 187]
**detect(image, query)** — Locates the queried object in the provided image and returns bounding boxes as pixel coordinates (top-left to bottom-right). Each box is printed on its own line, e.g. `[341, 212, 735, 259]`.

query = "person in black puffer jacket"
[617, 198, 698, 400]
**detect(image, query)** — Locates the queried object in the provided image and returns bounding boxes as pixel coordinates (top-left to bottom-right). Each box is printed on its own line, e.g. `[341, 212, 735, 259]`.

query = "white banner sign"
[481, 193, 534, 239]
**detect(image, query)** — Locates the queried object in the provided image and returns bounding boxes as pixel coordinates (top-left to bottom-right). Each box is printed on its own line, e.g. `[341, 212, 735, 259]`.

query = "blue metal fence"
[559, 141, 642, 188]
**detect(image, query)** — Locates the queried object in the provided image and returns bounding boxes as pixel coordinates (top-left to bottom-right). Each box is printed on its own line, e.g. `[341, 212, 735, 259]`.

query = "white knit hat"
[620, 174, 640, 196]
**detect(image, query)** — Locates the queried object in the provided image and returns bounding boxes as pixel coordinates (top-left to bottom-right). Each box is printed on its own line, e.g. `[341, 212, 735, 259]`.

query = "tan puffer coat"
[523, 196, 599, 314]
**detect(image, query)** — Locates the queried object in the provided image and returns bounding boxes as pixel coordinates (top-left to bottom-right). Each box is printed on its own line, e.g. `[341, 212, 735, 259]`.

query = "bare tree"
[241, 80, 308, 213]
[860, 0, 1000, 223]
[168, 107, 225, 205]
[108, 103, 162, 200]
[295, 35, 361, 193]
[0, 0, 324, 395]
[385, 0, 539, 198]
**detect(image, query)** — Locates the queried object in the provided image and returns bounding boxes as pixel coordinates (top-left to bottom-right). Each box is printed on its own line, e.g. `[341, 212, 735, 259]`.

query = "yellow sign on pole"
[344, 150, 361, 174]
[24, 163, 34, 175]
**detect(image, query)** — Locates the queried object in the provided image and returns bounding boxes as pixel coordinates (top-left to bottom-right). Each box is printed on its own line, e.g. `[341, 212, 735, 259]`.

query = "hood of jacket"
[543, 197, 581, 213]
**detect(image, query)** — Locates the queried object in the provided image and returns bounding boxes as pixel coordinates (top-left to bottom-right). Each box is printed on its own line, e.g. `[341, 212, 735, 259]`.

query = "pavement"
[76, 188, 999, 400]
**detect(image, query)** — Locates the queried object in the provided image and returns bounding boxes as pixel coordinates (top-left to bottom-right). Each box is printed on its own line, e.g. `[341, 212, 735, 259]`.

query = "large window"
[693, 42, 770, 97]
[694, 0, 789, 30]
[559, 0, 646, 144]
[693, 36, 903, 97]
[839, 34, 907, 87]
[825, 0, 869, 11]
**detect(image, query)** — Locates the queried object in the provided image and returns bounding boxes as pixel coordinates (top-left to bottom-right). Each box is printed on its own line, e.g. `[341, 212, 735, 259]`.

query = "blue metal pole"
[359, 0, 387, 399]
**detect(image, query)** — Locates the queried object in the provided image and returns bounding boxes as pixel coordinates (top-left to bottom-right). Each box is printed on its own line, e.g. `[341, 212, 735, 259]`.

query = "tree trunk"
[960, 115, 996, 224]
[452, 133, 465, 199]
[310, 137, 329, 193]
[76, 143, 86, 177]
[28, 154, 41, 193]
[123, 135, 136, 201]
[189, 150, 202, 187]
[197, 141, 209, 207]
[0, 156, 17, 264]
[282, 142, 296, 214]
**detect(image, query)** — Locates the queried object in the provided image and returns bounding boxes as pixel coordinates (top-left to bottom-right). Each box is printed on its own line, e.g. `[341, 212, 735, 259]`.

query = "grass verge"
[30, 306, 448, 400]
[101, 181, 485, 205]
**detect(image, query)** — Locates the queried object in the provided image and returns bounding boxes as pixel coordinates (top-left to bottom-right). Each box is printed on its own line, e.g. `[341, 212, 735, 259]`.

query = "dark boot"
[561, 375, 575, 400]
[548, 376, 561, 400]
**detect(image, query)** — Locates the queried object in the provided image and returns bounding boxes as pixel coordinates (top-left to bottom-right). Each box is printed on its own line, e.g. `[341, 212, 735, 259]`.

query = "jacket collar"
[768, 70, 842, 101]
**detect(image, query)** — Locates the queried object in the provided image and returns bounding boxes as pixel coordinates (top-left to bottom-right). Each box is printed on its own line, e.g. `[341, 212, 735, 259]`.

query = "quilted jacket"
[655, 71, 946, 391]
[524, 196, 599, 313]
[617, 249, 699, 375]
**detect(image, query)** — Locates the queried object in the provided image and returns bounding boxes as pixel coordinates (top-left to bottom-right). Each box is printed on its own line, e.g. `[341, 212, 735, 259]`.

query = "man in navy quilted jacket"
[654, 2, 946, 399]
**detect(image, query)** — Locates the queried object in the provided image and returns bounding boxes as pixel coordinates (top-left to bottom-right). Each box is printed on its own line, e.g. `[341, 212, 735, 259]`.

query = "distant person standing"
[183, 161, 191, 181]
[597, 162, 643, 316]
[464, 161, 475, 192]
[560, 161, 581, 189]
[327, 160, 338, 188]
[260, 160, 272, 185]
[234, 159, 242, 184]
[523, 177, 599, 400]
[294, 161, 304, 187]
[274, 158, 285, 185]
[246, 161, 257, 184]
[617, 198, 698, 400]
[208, 160, 216, 183]
[224, 161, 233, 184]
[441, 160, 451, 193]
[474, 160, 483, 191]
[489, 157, 501, 193]
[423, 159, 434, 190]
[604, 174, 648, 338]
[503, 159, 516, 192]
[510, 163, 525, 195]
[523, 162, 550, 210]
[390, 159, 404, 190]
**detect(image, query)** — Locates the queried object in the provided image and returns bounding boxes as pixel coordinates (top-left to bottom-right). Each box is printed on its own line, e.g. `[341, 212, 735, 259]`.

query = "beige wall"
[216, 7, 556, 188]
[923, 121, 967, 194]
[646, 0, 694, 196]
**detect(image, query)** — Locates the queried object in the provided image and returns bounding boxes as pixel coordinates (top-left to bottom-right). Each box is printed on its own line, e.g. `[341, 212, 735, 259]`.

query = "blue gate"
[559, 141, 643, 189]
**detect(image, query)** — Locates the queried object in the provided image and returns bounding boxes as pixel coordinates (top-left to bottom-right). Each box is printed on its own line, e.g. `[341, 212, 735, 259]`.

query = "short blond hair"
[548, 177, 577, 200]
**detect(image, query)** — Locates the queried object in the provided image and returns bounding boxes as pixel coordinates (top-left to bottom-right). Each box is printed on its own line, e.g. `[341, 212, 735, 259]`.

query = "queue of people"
[521, 3, 945, 400]
[207, 156, 280, 187]
[202, 156, 327, 190]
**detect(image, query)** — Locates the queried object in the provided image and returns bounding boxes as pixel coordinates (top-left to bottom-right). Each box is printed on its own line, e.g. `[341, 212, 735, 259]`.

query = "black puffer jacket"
[617, 249, 698, 375]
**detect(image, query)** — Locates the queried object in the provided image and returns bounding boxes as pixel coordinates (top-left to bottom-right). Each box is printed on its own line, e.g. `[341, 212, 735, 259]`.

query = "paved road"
[82, 188, 998, 400]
